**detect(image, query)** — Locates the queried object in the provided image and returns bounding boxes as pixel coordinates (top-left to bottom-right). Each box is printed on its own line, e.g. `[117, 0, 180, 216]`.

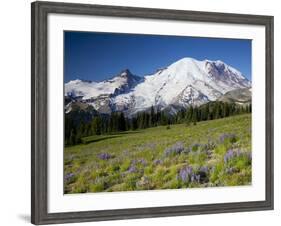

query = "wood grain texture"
[31, 1, 274, 224]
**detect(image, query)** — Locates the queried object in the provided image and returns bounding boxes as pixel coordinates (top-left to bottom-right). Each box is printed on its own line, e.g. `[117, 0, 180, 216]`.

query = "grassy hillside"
[64, 114, 252, 193]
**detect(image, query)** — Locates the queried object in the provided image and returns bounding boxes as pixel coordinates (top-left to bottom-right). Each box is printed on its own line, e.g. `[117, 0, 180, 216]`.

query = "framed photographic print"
[31, 1, 274, 225]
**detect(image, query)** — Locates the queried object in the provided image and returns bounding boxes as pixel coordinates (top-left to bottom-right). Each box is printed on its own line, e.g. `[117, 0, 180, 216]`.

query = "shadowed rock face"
[110, 69, 143, 96]
[218, 88, 252, 104]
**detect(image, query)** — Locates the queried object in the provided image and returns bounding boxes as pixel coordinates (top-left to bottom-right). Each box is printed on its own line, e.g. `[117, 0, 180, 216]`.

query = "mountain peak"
[119, 69, 133, 77]
[115, 69, 142, 85]
[173, 57, 198, 65]
[168, 57, 204, 71]
[68, 79, 82, 84]
[67, 79, 93, 85]
[214, 60, 225, 65]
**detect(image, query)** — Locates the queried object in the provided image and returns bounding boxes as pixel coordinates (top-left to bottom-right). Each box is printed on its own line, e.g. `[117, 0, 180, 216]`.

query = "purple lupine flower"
[178, 166, 193, 183]
[138, 159, 147, 166]
[97, 153, 112, 160]
[199, 166, 209, 174]
[178, 166, 208, 184]
[164, 141, 185, 156]
[224, 149, 235, 163]
[219, 133, 227, 143]
[195, 174, 201, 183]
[191, 174, 195, 183]
[127, 165, 137, 173]
[224, 149, 251, 164]
[173, 141, 185, 153]
[153, 159, 162, 165]
[219, 133, 237, 143]
[65, 173, 75, 182]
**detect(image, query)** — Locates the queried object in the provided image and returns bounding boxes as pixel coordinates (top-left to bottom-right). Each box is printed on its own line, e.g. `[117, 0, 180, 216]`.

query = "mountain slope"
[65, 57, 251, 116]
[218, 87, 252, 104]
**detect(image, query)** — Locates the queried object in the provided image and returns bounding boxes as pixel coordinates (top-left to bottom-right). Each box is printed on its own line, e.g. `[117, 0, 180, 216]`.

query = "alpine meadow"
[64, 32, 252, 194]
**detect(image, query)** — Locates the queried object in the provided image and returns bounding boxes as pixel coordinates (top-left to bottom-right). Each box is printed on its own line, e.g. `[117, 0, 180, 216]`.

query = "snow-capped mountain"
[65, 69, 142, 99]
[65, 57, 251, 116]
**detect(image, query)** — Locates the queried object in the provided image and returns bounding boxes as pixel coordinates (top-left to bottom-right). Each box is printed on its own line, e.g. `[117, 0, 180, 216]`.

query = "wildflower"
[164, 141, 185, 156]
[65, 173, 75, 182]
[153, 159, 162, 165]
[138, 159, 147, 166]
[199, 166, 209, 174]
[127, 165, 137, 173]
[97, 153, 112, 160]
[177, 166, 208, 184]
[219, 133, 237, 143]
[177, 166, 193, 183]
[224, 149, 235, 163]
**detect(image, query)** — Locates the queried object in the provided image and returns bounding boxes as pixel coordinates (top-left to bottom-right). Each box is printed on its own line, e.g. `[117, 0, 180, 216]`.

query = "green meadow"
[64, 113, 252, 193]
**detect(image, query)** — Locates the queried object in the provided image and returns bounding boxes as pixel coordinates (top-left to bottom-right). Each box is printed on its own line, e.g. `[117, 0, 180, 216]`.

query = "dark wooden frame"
[31, 1, 274, 225]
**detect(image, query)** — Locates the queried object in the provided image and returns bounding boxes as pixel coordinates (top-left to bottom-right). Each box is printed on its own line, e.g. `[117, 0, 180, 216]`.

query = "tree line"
[65, 101, 251, 146]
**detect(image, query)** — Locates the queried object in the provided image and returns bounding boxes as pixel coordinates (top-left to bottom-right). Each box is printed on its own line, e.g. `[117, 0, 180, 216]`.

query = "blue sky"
[64, 31, 251, 82]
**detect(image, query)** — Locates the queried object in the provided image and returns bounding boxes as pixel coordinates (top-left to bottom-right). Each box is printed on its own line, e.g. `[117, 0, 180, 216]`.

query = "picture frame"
[31, 1, 274, 225]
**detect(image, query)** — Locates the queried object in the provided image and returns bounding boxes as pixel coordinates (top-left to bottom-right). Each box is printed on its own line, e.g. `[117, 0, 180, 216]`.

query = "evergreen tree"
[150, 106, 155, 127]
[160, 111, 168, 125]
[69, 129, 76, 145]
[119, 112, 126, 131]
[192, 107, 198, 124]
[131, 117, 138, 130]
